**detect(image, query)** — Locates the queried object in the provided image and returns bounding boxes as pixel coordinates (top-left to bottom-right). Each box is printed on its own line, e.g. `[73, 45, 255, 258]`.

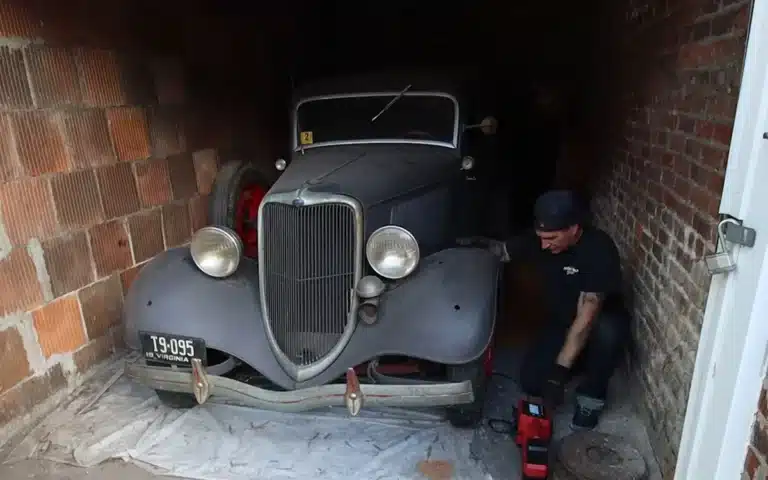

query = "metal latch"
[704, 216, 757, 275]
[719, 213, 757, 247]
[704, 218, 740, 274]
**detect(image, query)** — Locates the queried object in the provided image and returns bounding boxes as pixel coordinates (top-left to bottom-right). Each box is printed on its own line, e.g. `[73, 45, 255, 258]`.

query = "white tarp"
[3, 350, 660, 480]
[4, 354, 502, 479]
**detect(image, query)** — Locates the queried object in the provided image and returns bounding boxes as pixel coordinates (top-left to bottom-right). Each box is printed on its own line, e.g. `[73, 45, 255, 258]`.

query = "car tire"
[154, 390, 198, 409]
[445, 351, 490, 428]
[208, 160, 273, 257]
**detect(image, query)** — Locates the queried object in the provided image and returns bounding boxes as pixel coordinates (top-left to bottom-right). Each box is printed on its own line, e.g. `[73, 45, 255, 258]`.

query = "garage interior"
[0, 0, 753, 478]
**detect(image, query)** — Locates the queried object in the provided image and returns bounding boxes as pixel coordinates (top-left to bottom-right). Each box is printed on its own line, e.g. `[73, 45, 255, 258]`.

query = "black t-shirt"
[507, 226, 625, 324]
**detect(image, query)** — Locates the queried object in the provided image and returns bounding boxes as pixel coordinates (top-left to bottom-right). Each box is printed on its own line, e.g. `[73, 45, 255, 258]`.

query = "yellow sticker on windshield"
[300, 131, 314, 145]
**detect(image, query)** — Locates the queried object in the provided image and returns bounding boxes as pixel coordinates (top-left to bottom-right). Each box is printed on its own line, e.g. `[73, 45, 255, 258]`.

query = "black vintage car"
[123, 72, 503, 427]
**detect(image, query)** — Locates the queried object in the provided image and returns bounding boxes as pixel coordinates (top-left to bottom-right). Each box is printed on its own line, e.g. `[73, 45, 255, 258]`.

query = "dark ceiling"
[132, 0, 609, 85]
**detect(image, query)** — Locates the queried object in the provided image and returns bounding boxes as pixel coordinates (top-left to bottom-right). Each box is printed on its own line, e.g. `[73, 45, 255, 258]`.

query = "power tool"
[515, 398, 553, 479]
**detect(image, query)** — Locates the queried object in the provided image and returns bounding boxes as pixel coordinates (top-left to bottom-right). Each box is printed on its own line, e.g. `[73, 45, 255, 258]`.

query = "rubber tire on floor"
[208, 160, 273, 229]
[154, 390, 198, 409]
[445, 354, 489, 428]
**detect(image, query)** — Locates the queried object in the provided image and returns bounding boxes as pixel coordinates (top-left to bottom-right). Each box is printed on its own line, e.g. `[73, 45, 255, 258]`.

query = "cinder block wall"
[0, 1, 231, 444]
[567, 0, 751, 475]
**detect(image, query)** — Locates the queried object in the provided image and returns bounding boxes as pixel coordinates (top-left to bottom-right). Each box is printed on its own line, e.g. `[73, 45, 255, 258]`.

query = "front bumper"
[125, 356, 475, 414]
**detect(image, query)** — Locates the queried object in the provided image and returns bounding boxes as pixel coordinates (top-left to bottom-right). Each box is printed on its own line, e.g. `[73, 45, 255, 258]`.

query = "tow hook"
[344, 367, 363, 416]
[191, 358, 211, 404]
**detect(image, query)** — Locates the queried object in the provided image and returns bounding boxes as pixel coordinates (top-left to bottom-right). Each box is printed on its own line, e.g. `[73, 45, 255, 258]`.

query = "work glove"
[541, 364, 570, 410]
[456, 236, 510, 262]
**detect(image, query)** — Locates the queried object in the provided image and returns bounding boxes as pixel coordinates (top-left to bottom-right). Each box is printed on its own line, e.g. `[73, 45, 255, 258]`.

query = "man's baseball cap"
[533, 190, 583, 232]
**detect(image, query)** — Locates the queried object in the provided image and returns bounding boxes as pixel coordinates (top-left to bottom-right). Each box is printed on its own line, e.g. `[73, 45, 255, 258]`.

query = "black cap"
[533, 190, 582, 232]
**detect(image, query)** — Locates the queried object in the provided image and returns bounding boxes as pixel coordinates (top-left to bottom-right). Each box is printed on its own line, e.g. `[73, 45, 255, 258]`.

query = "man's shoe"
[570, 395, 605, 431]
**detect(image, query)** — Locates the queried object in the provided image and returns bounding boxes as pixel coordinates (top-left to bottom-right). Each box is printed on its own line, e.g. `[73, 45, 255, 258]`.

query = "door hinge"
[718, 213, 757, 247]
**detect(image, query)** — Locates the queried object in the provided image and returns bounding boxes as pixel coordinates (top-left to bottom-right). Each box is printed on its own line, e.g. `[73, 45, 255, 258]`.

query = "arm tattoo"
[558, 292, 605, 367]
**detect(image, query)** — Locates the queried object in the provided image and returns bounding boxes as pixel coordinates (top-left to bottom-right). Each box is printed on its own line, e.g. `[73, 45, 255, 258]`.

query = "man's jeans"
[518, 310, 631, 402]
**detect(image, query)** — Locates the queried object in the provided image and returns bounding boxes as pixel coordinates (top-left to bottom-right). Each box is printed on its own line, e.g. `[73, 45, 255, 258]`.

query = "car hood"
[268, 144, 459, 206]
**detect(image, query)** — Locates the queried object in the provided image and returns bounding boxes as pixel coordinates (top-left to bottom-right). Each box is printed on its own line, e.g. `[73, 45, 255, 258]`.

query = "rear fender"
[123, 248, 295, 389]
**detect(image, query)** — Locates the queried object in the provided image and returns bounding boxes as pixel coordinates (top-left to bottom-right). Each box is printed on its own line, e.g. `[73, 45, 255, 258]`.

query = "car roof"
[291, 70, 470, 103]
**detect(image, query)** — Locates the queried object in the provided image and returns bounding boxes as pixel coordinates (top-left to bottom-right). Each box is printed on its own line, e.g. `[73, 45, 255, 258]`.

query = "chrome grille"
[261, 201, 356, 366]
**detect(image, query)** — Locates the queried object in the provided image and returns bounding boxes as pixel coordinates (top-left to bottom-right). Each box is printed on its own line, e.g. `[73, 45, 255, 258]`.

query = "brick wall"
[0, 2, 231, 445]
[571, 0, 752, 475]
[745, 380, 768, 479]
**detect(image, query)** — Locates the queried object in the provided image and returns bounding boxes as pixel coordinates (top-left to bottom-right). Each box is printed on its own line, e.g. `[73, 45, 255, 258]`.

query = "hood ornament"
[292, 187, 307, 206]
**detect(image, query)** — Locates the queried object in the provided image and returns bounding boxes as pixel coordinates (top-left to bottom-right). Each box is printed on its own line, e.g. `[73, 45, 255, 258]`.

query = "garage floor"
[0, 344, 661, 480]
[0, 458, 173, 480]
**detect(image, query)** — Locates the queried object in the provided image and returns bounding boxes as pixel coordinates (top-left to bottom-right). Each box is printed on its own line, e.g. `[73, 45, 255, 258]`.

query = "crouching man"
[460, 189, 631, 431]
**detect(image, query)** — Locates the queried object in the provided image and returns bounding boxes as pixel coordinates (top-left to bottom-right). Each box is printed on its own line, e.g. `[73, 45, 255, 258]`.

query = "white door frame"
[675, 1, 768, 478]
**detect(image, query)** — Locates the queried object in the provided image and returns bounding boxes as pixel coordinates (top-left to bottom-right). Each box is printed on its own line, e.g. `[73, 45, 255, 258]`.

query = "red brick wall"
[745, 380, 768, 478]
[0, 2, 231, 442]
[570, 0, 751, 475]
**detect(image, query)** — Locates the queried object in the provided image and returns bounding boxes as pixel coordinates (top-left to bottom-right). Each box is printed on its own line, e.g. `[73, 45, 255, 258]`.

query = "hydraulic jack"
[515, 398, 553, 479]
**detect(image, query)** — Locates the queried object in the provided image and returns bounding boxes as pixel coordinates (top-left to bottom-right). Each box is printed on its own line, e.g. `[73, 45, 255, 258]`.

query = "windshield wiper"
[370, 84, 412, 123]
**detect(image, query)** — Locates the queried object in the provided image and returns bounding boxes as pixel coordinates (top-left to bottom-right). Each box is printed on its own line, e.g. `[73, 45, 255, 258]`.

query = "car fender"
[125, 247, 501, 390]
[123, 247, 296, 389]
[298, 247, 501, 387]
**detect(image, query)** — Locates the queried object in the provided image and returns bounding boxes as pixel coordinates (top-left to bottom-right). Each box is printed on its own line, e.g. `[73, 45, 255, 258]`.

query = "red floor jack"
[515, 398, 553, 479]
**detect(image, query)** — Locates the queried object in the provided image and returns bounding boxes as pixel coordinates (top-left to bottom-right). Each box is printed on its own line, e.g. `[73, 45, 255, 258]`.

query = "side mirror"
[464, 116, 498, 135]
[479, 116, 498, 135]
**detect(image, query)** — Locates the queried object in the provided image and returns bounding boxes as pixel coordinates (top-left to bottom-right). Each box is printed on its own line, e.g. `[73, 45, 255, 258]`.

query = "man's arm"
[555, 291, 605, 367]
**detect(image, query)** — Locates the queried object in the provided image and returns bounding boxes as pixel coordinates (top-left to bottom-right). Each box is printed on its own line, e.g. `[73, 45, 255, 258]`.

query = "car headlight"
[190, 226, 243, 278]
[365, 226, 420, 279]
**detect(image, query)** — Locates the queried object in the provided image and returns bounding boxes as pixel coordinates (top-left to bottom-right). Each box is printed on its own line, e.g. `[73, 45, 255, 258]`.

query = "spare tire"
[555, 431, 648, 480]
[209, 160, 273, 258]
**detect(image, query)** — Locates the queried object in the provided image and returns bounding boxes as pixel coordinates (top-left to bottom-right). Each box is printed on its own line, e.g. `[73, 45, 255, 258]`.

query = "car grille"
[261, 201, 357, 366]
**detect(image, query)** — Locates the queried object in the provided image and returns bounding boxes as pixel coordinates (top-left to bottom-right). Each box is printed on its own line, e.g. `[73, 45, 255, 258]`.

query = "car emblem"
[292, 198, 304, 207]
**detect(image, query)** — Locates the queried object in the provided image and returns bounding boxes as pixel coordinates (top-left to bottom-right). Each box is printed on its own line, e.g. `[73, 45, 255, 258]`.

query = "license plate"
[139, 331, 207, 366]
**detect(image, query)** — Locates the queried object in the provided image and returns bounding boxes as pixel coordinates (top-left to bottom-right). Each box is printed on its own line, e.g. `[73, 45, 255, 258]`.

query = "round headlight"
[365, 226, 419, 280]
[190, 226, 243, 278]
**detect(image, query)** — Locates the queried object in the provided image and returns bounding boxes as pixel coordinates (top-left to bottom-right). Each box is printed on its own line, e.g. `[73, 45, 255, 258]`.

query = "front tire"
[445, 350, 490, 428]
[209, 160, 273, 258]
[155, 390, 197, 409]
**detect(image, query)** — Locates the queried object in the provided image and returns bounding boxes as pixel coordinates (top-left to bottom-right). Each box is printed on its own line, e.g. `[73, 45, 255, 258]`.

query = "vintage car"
[123, 72, 503, 427]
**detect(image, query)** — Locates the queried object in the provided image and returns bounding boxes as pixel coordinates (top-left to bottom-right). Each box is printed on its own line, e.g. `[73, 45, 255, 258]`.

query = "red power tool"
[515, 398, 553, 479]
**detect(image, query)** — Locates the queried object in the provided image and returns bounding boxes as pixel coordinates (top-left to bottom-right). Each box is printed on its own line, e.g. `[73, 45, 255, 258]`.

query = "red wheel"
[233, 184, 266, 258]
[209, 161, 273, 258]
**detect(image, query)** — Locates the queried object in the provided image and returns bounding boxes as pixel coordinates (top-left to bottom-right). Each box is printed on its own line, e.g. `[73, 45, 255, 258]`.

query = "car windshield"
[295, 94, 456, 148]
